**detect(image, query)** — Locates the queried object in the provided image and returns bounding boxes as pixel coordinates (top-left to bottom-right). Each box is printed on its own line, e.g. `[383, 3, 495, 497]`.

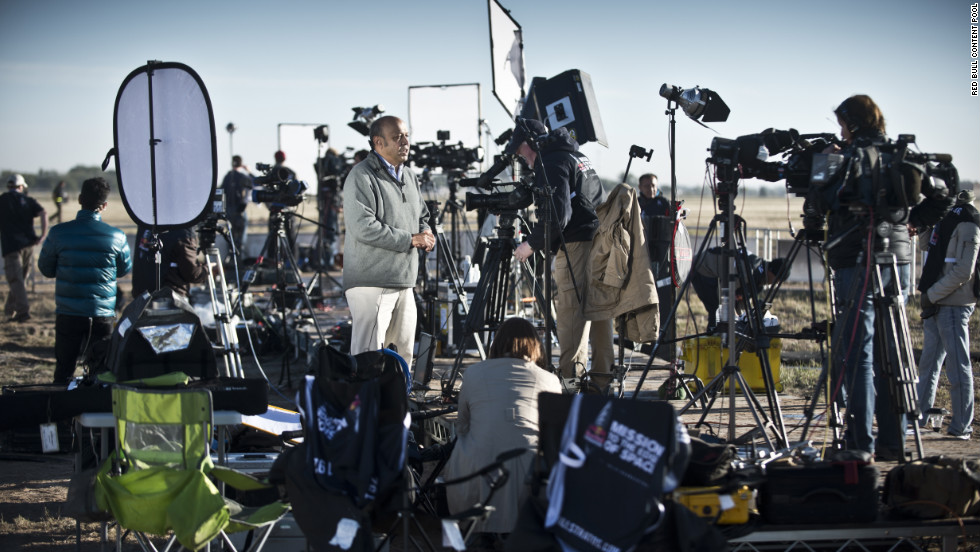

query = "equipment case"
[760, 460, 879, 524]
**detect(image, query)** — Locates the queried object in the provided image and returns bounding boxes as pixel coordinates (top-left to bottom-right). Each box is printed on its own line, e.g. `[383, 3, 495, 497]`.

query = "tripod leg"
[872, 257, 922, 461]
[204, 246, 244, 378]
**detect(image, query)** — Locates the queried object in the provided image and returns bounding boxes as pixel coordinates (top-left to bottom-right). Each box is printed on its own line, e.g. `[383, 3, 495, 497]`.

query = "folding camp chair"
[94, 385, 288, 552]
[279, 345, 523, 551]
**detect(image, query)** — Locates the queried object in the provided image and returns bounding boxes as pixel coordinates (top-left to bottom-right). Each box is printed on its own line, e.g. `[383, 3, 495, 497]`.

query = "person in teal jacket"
[38, 177, 132, 384]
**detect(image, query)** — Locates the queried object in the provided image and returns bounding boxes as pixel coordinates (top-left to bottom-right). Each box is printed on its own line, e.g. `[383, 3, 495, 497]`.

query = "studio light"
[313, 125, 329, 143]
[348, 105, 385, 136]
[659, 84, 730, 123]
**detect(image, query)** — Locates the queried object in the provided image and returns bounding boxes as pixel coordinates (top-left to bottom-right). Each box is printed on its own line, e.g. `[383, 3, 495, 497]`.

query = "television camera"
[459, 163, 534, 214]
[410, 140, 483, 171]
[708, 128, 958, 240]
[316, 148, 354, 194]
[709, 128, 957, 207]
[252, 162, 307, 207]
[197, 187, 227, 249]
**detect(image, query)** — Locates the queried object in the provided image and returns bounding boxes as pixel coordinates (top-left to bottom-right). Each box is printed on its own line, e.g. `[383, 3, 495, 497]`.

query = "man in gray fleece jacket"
[342, 115, 433, 368]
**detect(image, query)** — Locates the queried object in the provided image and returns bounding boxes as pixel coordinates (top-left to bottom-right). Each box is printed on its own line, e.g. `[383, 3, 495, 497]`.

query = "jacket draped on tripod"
[582, 183, 660, 343]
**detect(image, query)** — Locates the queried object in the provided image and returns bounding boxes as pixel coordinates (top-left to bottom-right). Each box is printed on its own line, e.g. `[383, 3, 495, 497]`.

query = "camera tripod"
[631, 175, 789, 451]
[442, 211, 555, 395]
[241, 209, 327, 387]
[804, 242, 924, 461]
[440, 173, 472, 265]
[419, 198, 488, 361]
[197, 223, 246, 378]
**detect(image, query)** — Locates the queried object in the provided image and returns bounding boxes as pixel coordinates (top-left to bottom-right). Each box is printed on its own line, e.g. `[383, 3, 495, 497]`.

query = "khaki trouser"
[554, 241, 614, 378]
[4, 247, 33, 318]
[345, 286, 417, 370]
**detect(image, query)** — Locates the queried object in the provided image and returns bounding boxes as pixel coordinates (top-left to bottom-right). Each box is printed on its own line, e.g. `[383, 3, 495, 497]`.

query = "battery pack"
[673, 485, 754, 525]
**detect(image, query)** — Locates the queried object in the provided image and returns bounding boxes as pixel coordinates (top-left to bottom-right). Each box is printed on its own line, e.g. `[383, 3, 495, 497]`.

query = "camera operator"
[265, 150, 299, 263]
[220, 155, 253, 259]
[342, 115, 433, 369]
[511, 119, 613, 380]
[814, 95, 952, 460]
[316, 148, 349, 269]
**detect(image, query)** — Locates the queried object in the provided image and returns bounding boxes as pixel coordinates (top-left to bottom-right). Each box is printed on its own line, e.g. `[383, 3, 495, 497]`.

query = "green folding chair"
[94, 385, 288, 552]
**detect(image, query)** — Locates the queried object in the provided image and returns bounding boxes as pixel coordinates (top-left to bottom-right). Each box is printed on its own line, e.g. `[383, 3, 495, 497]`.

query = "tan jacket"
[583, 183, 660, 342]
[445, 357, 562, 532]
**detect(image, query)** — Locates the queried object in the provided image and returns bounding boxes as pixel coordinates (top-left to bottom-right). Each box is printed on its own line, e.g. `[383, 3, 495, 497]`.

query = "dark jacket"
[812, 132, 950, 269]
[526, 128, 607, 252]
[37, 209, 132, 317]
[131, 226, 207, 298]
[0, 190, 44, 256]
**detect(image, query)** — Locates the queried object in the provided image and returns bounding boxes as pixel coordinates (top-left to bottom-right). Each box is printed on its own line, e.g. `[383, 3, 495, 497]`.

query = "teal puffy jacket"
[38, 210, 132, 317]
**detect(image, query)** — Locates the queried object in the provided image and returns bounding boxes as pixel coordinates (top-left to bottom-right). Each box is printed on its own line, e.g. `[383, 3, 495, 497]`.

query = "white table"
[77, 410, 243, 463]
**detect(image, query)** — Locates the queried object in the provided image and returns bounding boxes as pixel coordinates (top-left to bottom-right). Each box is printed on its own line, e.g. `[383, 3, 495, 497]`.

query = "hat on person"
[6, 174, 27, 188]
[274, 150, 286, 163]
[955, 181, 976, 205]
[504, 118, 550, 155]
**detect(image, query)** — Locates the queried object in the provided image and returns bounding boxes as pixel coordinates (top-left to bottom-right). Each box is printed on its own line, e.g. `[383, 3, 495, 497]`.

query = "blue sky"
[1, 0, 977, 190]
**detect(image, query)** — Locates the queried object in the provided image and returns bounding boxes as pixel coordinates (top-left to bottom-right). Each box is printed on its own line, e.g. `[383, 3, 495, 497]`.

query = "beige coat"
[445, 357, 562, 533]
[583, 183, 660, 342]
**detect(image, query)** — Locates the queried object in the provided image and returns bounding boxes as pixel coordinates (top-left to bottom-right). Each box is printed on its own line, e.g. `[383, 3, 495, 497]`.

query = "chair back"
[537, 393, 690, 552]
[299, 346, 411, 507]
[112, 385, 214, 472]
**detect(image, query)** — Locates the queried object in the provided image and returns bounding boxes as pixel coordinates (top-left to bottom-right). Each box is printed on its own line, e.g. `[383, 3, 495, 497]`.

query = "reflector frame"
[488, 0, 525, 119]
[113, 61, 216, 230]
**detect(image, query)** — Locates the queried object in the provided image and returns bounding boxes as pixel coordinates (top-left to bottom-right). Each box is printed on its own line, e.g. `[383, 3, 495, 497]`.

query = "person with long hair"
[445, 317, 561, 538]
[817, 95, 952, 460]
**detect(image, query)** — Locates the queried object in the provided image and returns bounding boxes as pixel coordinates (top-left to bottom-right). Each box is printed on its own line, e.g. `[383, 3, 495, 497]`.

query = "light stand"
[630, 162, 789, 450]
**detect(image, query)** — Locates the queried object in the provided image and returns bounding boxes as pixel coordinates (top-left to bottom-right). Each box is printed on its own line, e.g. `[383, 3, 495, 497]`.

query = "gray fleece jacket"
[341, 152, 429, 291]
[921, 202, 980, 307]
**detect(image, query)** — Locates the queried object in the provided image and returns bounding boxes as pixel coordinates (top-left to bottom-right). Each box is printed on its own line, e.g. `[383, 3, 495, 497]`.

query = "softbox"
[112, 61, 217, 230]
[521, 69, 607, 147]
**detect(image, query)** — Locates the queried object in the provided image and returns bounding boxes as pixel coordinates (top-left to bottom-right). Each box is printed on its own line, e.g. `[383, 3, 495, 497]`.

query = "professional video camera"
[708, 128, 839, 195]
[710, 129, 957, 231]
[461, 175, 534, 214]
[316, 149, 354, 194]
[197, 187, 227, 248]
[252, 162, 307, 207]
[410, 139, 483, 171]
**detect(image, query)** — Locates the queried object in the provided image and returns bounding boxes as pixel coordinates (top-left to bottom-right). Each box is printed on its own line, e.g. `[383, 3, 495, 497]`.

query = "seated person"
[131, 225, 208, 298]
[690, 247, 788, 328]
[445, 317, 562, 537]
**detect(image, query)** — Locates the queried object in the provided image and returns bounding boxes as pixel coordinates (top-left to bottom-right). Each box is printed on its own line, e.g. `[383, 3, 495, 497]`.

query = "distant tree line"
[0, 166, 119, 200]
